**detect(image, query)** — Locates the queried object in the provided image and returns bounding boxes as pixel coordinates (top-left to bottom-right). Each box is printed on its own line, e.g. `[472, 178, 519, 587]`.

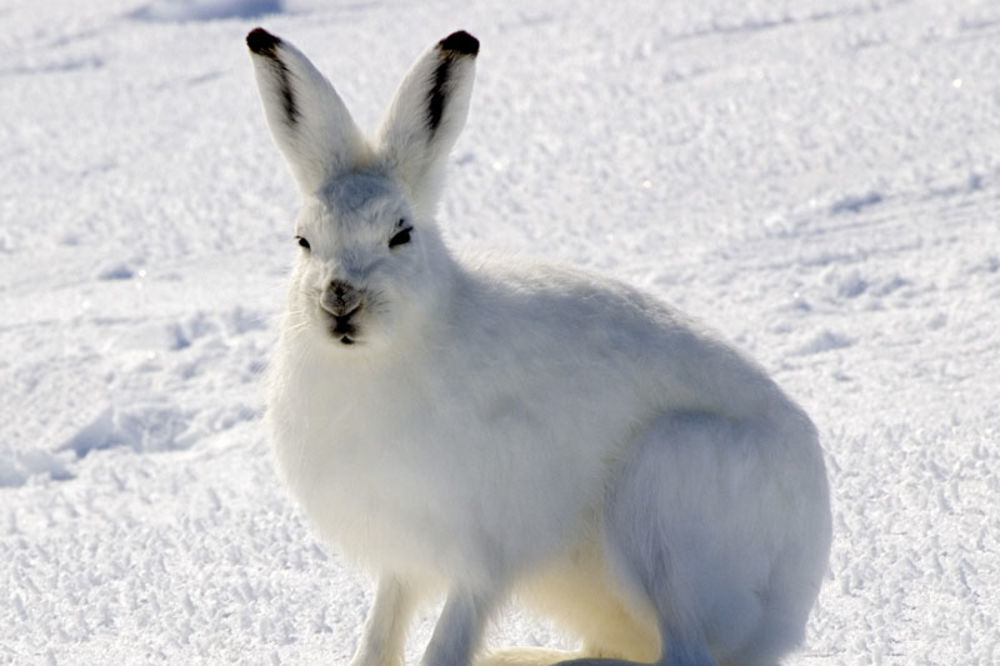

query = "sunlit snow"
[2, 0, 999, 663]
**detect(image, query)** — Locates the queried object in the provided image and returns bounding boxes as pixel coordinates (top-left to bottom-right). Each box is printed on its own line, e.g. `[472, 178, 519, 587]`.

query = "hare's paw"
[477, 647, 582, 666]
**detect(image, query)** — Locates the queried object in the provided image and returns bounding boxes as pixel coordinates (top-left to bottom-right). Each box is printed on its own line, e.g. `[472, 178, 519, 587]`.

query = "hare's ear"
[247, 28, 368, 194]
[375, 31, 478, 218]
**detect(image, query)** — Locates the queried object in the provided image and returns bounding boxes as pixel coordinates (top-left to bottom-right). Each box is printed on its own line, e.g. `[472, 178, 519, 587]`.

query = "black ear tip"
[439, 30, 479, 56]
[247, 27, 281, 55]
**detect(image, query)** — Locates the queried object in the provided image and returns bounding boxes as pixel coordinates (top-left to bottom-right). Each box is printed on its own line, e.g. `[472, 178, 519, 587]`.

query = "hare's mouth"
[324, 308, 361, 345]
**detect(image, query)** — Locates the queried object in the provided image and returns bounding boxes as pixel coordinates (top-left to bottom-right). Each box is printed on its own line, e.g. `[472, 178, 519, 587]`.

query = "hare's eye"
[388, 227, 412, 249]
[296, 236, 311, 251]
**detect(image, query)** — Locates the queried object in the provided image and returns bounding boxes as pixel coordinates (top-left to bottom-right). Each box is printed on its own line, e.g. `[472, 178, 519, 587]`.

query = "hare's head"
[247, 28, 478, 351]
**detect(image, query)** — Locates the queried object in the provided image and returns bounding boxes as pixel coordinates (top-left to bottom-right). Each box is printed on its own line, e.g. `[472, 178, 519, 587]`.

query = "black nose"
[321, 280, 362, 317]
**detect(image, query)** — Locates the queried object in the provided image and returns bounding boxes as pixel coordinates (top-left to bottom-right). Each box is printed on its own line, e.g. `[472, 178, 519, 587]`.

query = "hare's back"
[450, 254, 797, 425]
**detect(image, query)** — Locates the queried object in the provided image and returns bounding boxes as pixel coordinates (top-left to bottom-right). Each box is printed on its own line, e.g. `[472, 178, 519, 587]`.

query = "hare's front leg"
[350, 575, 417, 666]
[422, 587, 499, 666]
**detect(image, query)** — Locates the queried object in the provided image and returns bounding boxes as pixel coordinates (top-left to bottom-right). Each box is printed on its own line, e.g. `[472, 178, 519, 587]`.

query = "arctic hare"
[248, 27, 831, 666]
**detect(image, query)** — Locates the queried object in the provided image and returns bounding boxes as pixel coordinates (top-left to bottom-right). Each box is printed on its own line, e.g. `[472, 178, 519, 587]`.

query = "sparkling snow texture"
[2, 0, 999, 663]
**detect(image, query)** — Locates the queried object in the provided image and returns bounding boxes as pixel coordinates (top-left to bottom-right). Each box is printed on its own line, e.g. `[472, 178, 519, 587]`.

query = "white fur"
[249, 28, 831, 666]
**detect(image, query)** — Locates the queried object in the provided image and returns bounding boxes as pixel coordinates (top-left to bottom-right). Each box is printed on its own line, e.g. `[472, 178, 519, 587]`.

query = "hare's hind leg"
[596, 411, 796, 666]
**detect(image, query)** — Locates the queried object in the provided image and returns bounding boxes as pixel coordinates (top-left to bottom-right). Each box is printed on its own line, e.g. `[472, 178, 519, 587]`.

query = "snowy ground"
[2, 0, 1000, 663]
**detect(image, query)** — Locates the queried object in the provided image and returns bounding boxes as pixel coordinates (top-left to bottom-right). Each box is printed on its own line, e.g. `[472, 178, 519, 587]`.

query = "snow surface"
[2, 0, 1000, 663]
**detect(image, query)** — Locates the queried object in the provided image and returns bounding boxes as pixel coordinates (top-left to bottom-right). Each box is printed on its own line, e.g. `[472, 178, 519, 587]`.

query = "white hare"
[248, 27, 831, 666]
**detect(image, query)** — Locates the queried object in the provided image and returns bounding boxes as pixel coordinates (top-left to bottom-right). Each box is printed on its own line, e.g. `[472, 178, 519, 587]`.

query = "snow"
[2, 0, 999, 663]
[131, 0, 283, 22]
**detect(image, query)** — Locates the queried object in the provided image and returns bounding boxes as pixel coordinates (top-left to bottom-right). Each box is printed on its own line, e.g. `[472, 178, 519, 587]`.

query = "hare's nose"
[321, 280, 363, 316]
